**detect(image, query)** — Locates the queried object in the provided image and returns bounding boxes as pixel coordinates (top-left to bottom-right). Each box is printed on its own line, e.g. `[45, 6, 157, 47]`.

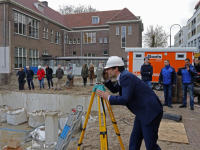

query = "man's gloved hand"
[103, 69, 109, 81]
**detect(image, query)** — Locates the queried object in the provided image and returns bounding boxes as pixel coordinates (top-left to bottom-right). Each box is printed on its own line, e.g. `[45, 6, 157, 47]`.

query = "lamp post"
[170, 24, 181, 47]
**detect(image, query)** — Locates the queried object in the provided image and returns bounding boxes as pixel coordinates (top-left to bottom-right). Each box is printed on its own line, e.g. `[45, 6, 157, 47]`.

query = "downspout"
[81, 31, 82, 56]
[64, 30, 65, 57]
[3, 2, 6, 68]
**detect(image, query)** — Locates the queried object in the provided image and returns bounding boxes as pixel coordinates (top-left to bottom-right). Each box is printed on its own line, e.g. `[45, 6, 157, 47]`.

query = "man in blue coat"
[26, 66, 35, 91]
[159, 60, 176, 108]
[177, 58, 197, 110]
[97, 56, 163, 150]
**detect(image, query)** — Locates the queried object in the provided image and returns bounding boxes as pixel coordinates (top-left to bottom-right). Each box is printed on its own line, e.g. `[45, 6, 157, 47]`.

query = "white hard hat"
[104, 56, 124, 69]
[38, 66, 41, 69]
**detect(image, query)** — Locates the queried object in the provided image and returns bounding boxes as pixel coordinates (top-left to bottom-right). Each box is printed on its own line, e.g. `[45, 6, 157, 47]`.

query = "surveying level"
[77, 83, 125, 150]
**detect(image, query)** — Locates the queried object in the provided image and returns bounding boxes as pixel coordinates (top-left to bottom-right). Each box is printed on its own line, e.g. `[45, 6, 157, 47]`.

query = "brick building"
[0, 0, 143, 84]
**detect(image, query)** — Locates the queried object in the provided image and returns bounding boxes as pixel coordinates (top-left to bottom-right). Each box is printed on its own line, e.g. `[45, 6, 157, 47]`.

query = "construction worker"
[97, 56, 163, 150]
[159, 60, 176, 108]
[177, 58, 197, 110]
[140, 56, 153, 88]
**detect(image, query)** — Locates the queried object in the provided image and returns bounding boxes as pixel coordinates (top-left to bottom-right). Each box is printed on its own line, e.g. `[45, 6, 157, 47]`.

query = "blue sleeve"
[109, 75, 134, 105]
[104, 80, 119, 93]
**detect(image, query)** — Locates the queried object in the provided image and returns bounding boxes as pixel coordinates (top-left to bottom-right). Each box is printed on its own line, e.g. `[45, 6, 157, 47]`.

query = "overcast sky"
[47, 0, 198, 47]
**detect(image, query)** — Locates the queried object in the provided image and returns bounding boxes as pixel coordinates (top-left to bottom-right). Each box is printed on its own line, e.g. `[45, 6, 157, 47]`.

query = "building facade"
[0, 0, 143, 84]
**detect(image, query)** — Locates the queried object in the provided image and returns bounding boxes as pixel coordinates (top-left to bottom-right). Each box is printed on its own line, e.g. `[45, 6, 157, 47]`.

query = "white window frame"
[77, 38, 80, 44]
[116, 26, 119, 35]
[176, 53, 186, 60]
[14, 11, 27, 36]
[104, 37, 107, 43]
[128, 26, 132, 35]
[46, 28, 48, 39]
[51, 30, 53, 43]
[121, 26, 126, 48]
[55, 32, 60, 44]
[103, 50, 108, 55]
[14, 47, 27, 68]
[92, 16, 99, 24]
[100, 38, 103, 43]
[29, 49, 39, 67]
[73, 39, 76, 44]
[134, 53, 144, 59]
[69, 39, 72, 44]
[83, 32, 96, 44]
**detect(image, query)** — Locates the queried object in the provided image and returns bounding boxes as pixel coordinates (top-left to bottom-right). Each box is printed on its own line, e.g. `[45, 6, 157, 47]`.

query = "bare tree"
[58, 4, 98, 15]
[143, 25, 169, 47]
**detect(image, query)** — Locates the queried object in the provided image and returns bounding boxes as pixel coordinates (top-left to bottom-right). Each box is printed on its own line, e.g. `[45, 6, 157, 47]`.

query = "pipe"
[3, 2, 6, 68]
[81, 31, 82, 56]
[64, 30, 65, 57]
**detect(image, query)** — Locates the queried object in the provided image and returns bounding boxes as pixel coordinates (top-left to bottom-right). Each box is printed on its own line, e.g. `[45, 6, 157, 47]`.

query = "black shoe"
[179, 105, 187, 108]
[54, 88, 57, 91]
[190, 107, 194, 110]
[163, 103, 168, 106]
[168, 105, 173, 108]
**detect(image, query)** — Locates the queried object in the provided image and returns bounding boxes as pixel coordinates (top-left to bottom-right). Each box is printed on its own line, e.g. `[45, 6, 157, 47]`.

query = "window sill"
[77, 43, 80, 44]
[103, 54, 108, 56]
[29, 36, 39, 40]
[15, 33, 27, 37]
[55, 43, 61, 45]
[51, 42, 53, 44]
[83, 43, 96, 44]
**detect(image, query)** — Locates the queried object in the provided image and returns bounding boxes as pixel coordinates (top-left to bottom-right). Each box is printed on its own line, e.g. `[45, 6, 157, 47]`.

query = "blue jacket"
[26, 69, 34, 80]
[177, 64, 197, 83]
[105, 70, 163, 125]
[140, 63, 153, 81]
[159, 65, 176, 85]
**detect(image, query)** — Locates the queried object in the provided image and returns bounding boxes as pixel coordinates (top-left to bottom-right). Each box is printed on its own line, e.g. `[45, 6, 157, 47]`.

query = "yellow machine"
[77, 84, 125, 150]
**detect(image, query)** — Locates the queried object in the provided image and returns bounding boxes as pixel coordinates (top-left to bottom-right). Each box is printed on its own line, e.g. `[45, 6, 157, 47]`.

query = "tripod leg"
[77, 92, 95, 150]
[98, 95, 108, 150]
[104, 99, 125, 150]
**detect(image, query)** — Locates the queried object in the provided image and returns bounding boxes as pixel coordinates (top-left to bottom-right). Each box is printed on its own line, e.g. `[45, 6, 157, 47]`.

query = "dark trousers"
[182, 83, 194, 107]
[129, 112, 163, 150]
[19, 81, 24, 90]
[27, 79, 34, 90]
[47, 77, 53, 88]
[163, 84, 173, 106]
[83, 78, 87, 86]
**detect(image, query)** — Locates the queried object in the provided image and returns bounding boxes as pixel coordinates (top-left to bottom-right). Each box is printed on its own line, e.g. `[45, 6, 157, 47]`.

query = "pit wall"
[0, 91, 99, 113]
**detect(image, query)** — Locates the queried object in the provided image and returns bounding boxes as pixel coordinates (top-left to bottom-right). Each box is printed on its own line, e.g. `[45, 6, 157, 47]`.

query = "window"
[188, 42, 190, 47]
[116, 27, 119, 35]
[134, 53, 144, 59]
[100, 38, 103, 43]
[103, 50, 108, 55]
[77, 38, 80, 44]
[128, 26, 132, 35]
[92, 17, 99, 24]
[38, 4, 44, 13]
[121, 26, 126, 48]
[192, 29, 196, 36]
[29, 49, 39, 67]
[194, 39, 197, 47]
[73, 39, 76, 44]
[84, 53, 95, 57]
[72, 51, 76, 56]
[51, 30, 53, 43]
[64, 35, 68, 44]
[28, 17, 39, 38]
[69, 39, 72, 44]
[104, 37, 107, 43]
[43, 27, 45, 38]
[14, 11, 27, 35]
[83, 32, 96, 43]
[55, 32, 60, 44]
[46, 28, 48, 39]
[176, 53, 186, 60]
[15, 47, 27, 68]
[191, 41, 193, 47]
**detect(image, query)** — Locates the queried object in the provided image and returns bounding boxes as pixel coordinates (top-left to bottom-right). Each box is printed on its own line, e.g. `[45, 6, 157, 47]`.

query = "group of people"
[16, 65, 64, 91]
[140, 57, 197, 110]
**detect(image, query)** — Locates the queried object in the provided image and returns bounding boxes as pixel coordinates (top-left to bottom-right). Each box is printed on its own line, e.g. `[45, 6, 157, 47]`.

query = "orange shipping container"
[125, 47, 198, 89]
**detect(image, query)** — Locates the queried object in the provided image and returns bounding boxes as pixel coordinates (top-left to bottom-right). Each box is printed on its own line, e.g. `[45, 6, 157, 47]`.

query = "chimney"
[41, 1, 48, 7]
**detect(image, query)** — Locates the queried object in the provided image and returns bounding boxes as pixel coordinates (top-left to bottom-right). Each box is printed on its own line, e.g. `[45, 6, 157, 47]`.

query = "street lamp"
[170, 24, 181, 47]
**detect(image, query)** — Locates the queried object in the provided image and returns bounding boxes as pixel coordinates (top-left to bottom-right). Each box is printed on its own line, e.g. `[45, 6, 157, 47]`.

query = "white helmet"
[38, 65, 42, 69]
[104, 56, 124, 69]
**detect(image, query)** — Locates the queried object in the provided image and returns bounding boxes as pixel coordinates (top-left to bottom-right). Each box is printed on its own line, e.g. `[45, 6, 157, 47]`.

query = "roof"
[64, 8, 139, 28]
[125, 47, 198, 52]
[13, 0, 71, 28]
[195, 1, 200, 9]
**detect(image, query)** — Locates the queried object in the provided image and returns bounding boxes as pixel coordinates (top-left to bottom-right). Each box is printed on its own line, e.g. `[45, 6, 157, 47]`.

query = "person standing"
[54, 65, 64, 91]
[81, 64, 88, 86]
[37, 66, 45, 90]
[97, 56, 163, 150]
[89, 63, 95, 86]
[45, 65, 54, 89]
[140, 57, 153, 89]
[159, 60, 176, 108]
[26, 66, 35, 91]
[177, 58, 197, 110]
[194, 57, 200, 72]
[16, 67, 26, 90]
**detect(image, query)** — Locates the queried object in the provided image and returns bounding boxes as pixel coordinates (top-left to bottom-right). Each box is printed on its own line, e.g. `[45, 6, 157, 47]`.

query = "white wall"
[0, 47, 10, 73]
